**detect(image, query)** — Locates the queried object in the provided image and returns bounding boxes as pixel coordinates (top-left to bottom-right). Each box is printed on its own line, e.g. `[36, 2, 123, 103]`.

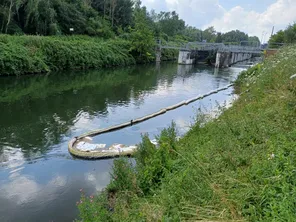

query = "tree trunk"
[103, 0, 106, 20]
[1, 14, 5, 33]
[111, 0, 116, 27]
[109, 0, 112, 18]
[5, 0, 13, 34]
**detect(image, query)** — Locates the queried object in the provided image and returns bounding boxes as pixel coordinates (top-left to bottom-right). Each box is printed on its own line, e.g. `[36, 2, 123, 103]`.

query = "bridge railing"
[220, 45, 262, 53]
[156, 39, 186, 50]
[157, 40, 262, 53]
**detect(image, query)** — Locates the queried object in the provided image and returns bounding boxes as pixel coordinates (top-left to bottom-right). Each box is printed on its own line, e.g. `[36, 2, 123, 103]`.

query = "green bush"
[77, 192, 111, 222]
[107, 158, 137, 193]
[161, 48, 178, 61]
[0, 35, 135, 75]
[135, 124, 178, 194]
[0, 41, 49, 75]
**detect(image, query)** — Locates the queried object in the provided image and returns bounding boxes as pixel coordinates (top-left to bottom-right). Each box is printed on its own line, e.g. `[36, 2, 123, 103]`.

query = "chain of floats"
[76, 83, 234, 140]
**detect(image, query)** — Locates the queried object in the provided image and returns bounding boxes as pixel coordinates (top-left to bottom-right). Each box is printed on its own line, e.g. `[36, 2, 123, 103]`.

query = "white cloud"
[85, 172, 110, 191]
[206, 0, 296, 41]
[142, 0, 225, 27]
[142, 0, 296, 42]
[0, 176, 41, 204]
[0, 175, 68, 205]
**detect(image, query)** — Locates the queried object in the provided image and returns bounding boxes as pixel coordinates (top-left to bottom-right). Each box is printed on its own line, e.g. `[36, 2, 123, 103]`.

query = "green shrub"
[0, 35, 135, 75]
[77, 192, 111, 222]
[107, 158, 137, 193]
[135, 123, 178, 194]
[0, 41, 49, 75]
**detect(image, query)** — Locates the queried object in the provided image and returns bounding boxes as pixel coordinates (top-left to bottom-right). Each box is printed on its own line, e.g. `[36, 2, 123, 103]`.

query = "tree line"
[0, 0, 134, 37]
[0, 0, 259, 43]
[269, 23, 296, 46]
[0, 0, 261, 72]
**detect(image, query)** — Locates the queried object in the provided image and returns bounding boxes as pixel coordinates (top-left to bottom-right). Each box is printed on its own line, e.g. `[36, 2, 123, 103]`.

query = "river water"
[0, 62, 246, 221]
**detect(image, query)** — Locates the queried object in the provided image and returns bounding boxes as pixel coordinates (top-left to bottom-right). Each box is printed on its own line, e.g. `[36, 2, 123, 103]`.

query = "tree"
[156, 11, 185, 37]
[269, 30, 284, 43]
[182, 26, 202, 42]
[5, 0, 13, 33]
[221, 30, 248, 44]
[202, 26, 216, 42]
[0, 0, 134, 35]
[215, 32, 222, 43]
[269, 23, 296, 46]
[116, 0, 133, 28]
[284, 23, 296, 43]
[0, 0, 24, 33]
[129, 3, 155, 62]
[91, 0, 134, 30]
[248, 36, 260, 46]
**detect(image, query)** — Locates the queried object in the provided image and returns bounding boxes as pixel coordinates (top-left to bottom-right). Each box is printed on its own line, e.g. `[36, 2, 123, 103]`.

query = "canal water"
[0, 62, 245, 221]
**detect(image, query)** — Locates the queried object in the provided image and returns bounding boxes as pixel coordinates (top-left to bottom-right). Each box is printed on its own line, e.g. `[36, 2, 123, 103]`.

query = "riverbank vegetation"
[77, 45, 296, 221]
[0, 0, 260, 75]
[269, 23, 296, 47]
[0, 35, 135, 75]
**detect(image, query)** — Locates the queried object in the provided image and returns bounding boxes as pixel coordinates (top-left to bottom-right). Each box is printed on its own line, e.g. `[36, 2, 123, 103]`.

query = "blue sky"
[141, 0, 296, 42]
[219, 0, 277, 12]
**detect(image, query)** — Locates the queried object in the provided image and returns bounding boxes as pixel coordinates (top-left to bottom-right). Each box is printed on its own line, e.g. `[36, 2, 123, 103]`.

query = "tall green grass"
[77, 45, 296, 221]
[0, 35, 180, 76]
[0, 35, 135, 75]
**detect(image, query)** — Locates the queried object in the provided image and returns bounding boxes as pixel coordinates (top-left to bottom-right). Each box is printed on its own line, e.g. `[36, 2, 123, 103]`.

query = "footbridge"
[156, 41, 262, 68]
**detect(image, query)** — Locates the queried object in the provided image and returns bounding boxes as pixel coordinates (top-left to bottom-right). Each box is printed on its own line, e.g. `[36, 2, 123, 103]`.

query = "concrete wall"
[178, 50, 194, 65]
[215, 52, 253, 68]
[177, 49, 257, 67]
[156, 48, 161, 63]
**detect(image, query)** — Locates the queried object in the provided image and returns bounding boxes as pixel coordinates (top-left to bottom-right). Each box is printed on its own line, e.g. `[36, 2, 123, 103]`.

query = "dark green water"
[0, 62, 245, 221]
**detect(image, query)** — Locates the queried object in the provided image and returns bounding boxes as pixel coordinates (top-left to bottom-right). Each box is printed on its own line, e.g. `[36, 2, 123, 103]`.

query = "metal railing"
[157, 40, 262, 54]
[219, 45, 262, 53]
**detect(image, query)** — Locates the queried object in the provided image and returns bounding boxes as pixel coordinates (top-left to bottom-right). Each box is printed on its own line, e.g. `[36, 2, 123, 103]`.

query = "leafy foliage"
[0, 0, 134, 36]
[221, 29, 248, 43]
[77, 192, 111, 222]
[269, 23, 296, 47]
[0, 35, 135, 75]
[156, 11, 185, 37]
[128, 4, 155, 63]
[135, 125, 178, 194]
[202, 26, 217, 42]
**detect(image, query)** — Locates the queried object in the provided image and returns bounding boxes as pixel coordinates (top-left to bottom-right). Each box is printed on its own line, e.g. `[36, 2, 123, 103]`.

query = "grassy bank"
[0, 35, 136, 75]
[0, 35, 178, 76]
[77, 45, 296, 221]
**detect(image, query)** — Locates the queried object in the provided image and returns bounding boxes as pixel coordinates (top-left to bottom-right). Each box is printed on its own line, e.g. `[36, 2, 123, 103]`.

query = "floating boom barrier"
[68, 83, 234, 159]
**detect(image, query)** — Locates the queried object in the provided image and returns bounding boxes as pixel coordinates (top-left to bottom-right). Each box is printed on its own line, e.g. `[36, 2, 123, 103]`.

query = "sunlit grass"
[0, 35, 135, 75]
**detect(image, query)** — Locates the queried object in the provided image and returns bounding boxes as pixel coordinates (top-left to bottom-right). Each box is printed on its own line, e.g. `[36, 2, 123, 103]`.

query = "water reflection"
[0, 64, 177, 155]
[0, 157, 113, 221]
[0, 63, 237, 157]
[0, 62, 244, 221]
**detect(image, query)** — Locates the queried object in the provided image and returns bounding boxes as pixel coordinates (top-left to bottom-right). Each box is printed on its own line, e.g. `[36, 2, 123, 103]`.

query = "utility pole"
[268, 26, 275, 48]
[271, 26, 275, 37]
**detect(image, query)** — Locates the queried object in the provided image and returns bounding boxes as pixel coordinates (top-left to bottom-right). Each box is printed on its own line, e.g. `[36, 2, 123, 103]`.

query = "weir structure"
[157, 40, 262, 68]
